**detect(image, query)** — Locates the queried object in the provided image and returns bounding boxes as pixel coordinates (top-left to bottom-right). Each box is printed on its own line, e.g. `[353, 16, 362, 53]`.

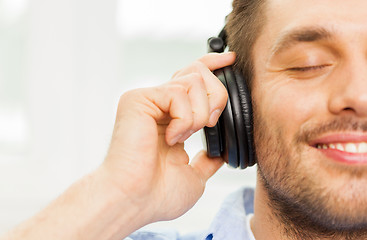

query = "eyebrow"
[270, 26, 335, 55]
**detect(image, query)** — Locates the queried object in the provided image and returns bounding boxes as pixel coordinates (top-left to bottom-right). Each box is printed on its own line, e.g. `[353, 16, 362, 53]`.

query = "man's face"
[252, 0, 367, 232]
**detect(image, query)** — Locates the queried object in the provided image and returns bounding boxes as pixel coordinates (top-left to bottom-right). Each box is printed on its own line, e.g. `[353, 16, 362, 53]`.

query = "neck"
[251, 172, 367, 240]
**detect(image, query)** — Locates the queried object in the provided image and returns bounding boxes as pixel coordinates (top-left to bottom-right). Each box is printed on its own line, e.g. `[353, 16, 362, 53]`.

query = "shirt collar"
[203, 187, 255, 240]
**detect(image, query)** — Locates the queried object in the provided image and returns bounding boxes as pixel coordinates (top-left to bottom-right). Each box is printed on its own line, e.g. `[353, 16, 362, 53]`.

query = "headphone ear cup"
[205, 34, 255, 169]
[214, 68, 239, 168]
[223, 66, 247, 168]
[233, 70, 255, 167]
[203, 67, 255, 169]
[203, 68, 239, 167]
[202, 122, 222, 158]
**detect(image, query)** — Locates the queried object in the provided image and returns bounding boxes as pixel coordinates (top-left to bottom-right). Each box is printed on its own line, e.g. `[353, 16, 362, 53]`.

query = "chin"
[259, 145, 367, 232]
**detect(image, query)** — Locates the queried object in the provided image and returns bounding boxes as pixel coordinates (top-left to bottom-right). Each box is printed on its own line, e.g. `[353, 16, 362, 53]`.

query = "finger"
[170, 74, 210, 142]
[197, 53, 235, 121]
[196, 64, 228, 127]
[172, 52, 236, 79]
[142, 86, 194, 146]
[198, 52, 236, 71]
[173, 61, 229, 127]
[190, 150, 224, 183]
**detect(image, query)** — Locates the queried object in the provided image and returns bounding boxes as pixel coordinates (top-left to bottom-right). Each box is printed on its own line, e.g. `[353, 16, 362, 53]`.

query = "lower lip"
[317, 148, 367, 164]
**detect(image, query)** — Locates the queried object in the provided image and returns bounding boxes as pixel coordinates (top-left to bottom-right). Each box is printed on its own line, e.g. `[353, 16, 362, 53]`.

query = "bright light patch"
[0, 0, 28, 24]
[116, 0, 232, 40]
[0, 108, 28, 145]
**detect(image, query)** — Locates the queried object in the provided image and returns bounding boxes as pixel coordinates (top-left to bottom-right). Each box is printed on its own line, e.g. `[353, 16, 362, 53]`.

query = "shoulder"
[126, 228, 205, 240]
[126, 229, 179, 240]
[213, 187, 254, 216]
[205, 187, 255, 240]
[126, 187, 255, 240]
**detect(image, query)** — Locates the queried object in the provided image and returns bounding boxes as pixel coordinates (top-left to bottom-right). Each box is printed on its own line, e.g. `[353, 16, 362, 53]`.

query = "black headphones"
[202, 28, 256, 169]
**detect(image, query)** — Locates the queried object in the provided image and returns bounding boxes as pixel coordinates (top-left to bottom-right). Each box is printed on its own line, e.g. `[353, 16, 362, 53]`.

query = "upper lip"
[309, 132, 367, 146]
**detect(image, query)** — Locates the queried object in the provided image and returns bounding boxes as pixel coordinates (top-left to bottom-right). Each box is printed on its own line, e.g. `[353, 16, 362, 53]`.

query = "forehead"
[268, 0, 367, 22]
[262, 0, 367, 48]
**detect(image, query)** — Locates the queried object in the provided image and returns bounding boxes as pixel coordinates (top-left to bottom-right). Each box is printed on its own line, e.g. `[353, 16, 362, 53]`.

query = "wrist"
[90, 165, 155, 238]
[1, 166, 153, 240]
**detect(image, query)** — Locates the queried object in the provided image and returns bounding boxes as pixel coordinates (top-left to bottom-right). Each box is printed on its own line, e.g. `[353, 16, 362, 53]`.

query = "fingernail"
[209, 109, 221, 126]
[170, 134, 183, 145]
[221, 51, 235, 56]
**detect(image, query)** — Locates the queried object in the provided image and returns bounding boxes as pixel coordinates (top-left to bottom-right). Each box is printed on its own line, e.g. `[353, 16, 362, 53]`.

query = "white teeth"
[336, 143, 344, 151]
[345, 143, 358, 153]
[315, 142, 367, 153]
[359, 143, 367, 153]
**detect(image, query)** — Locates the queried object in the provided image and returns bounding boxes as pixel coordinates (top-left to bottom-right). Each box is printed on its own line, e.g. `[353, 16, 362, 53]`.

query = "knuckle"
[195, 111, 210, 128]
[216, 81, 228, 97]
[171, 69, 182, 79]
[210, 86, 228, 110]
[116, 89, 148, 119]
[185, 72, 205, 88]
[218, 94, 228, 109]
[176, 114, 194, 131]
[184, 115, 195, 128]
[192, 60, 205, 72]
[119, 89, 141, 103]
[173, 72, 204, 88]
[168, 84, 187, 95]
[190, 72, 204, 83]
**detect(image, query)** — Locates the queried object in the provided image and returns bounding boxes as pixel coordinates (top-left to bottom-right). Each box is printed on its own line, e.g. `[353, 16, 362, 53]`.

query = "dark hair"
[225, 0, 267, 86]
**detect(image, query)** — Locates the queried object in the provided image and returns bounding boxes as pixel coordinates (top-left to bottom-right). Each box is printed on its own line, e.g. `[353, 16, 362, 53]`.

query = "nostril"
[342, 107, 356, 114]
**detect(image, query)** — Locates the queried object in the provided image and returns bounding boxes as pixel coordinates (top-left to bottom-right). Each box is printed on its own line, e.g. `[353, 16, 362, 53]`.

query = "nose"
[328, 60, 367, 117]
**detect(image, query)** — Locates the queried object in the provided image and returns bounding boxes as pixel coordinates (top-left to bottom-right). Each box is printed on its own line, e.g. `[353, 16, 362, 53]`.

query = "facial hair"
[253, 107, 367, 240]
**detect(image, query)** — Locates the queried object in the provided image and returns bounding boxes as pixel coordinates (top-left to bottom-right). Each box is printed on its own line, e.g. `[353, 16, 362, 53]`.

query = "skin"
[4, 1, 367, 239]
[250, 0, 367, 239]
[0, 52, 234, 240]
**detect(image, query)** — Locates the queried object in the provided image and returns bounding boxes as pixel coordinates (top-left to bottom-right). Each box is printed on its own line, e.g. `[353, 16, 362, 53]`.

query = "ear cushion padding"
[214, 68, 239, 167]
[223, 66, 247, 169]
[233, 70, 255, 167]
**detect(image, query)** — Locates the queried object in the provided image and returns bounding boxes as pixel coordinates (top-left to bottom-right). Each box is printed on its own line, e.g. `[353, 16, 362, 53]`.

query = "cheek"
[253, 80, 324, 145]
[252, 80, 326, 186]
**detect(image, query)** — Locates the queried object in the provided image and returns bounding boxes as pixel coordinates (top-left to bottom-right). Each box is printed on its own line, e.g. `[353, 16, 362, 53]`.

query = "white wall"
[0, 0, 256, 235]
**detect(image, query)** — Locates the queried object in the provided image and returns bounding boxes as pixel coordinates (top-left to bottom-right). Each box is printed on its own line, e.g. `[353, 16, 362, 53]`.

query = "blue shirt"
[126, 187, 255, 240]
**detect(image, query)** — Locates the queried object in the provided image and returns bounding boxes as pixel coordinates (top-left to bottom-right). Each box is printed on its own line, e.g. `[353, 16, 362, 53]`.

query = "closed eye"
[287, 64, 331, 72]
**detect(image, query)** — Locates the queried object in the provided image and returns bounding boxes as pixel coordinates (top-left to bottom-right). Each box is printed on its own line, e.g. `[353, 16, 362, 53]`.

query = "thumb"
[190, 150, 224, 184]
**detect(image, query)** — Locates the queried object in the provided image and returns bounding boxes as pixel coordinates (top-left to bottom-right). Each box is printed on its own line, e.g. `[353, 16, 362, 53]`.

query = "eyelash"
[287, 64, 329, 72]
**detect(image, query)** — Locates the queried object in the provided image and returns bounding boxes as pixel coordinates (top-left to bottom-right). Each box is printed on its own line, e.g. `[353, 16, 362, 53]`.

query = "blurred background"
[0, 0, 256, 235]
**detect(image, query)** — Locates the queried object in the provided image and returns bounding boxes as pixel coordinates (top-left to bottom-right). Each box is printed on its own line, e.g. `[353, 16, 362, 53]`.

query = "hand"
[0, 53, 236, 240]
[102, 52, 236, 224]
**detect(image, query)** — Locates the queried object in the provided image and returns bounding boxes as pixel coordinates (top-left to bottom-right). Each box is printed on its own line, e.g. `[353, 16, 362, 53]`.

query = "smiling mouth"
[315, 142, 367, 154]
[310, 133, 367, 164]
